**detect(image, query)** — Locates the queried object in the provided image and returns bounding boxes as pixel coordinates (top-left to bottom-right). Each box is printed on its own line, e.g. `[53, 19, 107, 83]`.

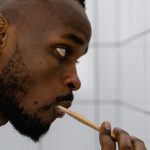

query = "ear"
[0, 14, 8, 50]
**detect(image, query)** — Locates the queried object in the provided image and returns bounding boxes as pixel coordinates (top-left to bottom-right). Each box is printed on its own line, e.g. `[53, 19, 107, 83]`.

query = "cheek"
[19, 54, 65, 113]
[19, 72, 60, 114]
[19, 84, 58, 123]
[25, 53, 61, 82]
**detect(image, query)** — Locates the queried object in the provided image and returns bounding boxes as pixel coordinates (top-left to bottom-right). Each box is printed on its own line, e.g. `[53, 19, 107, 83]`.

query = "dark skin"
[0, 0, 147, 148]
[100, 121, 147, 149]
[0, 0, 91, 141]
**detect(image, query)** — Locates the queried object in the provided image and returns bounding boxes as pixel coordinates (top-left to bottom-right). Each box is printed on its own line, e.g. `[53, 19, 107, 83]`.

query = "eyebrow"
[61, 34, 84, 45]
[61, 33, 89, 55]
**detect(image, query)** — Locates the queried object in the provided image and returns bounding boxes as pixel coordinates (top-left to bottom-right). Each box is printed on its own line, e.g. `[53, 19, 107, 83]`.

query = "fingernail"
[104, 121, 111, 130]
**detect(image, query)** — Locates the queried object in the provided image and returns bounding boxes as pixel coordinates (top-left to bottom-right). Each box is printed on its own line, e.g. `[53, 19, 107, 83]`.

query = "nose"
[63, 67, 81, 91]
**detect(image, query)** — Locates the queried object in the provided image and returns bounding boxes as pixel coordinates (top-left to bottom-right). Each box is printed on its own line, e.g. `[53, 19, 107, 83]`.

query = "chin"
[0, 99, 51, 142]
[10, 114, 52, 142]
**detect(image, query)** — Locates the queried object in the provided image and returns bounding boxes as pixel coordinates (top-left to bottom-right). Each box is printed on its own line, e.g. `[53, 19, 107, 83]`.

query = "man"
[0, 0, 147, 149]
[0, 0, 91, 141]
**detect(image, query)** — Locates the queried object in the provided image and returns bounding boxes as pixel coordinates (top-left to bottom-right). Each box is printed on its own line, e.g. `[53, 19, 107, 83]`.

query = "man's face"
[0, 0, 91, 141]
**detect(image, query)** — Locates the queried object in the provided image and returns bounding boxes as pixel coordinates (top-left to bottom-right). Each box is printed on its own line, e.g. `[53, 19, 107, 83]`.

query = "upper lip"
[55, 92, 74, 108]
[39, 93, 74, 112]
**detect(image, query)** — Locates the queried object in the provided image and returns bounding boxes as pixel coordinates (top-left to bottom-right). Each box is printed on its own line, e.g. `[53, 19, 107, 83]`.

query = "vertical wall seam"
[115, 0, 121, 126]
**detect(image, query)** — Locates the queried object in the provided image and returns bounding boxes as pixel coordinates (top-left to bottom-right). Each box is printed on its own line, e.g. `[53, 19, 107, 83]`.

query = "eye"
[55, 46, 71, 61]
[56, 47, 67, 57]
[53, 46, 79, 63]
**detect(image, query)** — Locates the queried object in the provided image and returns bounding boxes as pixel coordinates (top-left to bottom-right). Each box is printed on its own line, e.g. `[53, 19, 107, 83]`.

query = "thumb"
[99, 121, 116, 149]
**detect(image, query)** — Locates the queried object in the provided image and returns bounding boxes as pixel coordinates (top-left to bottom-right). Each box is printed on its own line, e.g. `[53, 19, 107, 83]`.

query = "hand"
[99, 121, 147, 150]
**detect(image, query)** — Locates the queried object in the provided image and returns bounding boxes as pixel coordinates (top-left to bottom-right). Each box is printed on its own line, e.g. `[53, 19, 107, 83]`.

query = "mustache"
[55, 92, 74, 103]
[39, 93, 74, 112]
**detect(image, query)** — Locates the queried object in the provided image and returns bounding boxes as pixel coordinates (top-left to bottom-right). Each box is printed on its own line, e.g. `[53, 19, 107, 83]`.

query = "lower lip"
[54, 106, 65, 118]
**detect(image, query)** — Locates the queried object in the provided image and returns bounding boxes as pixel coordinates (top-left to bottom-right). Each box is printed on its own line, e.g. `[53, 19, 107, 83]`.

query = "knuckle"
[131, 136, 145, 145]
[139, 140, 145, 145]
[120, 130, 129, 135]
[117, 130, 129, 139]
[114, 127, 129, 138]
[122, 145, 133, 150]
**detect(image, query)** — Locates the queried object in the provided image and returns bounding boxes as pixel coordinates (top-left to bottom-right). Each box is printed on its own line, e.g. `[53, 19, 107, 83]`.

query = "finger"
[100, 121, 116, 150]
[113, 128, 133, 150]
[130, 136, 147, 150]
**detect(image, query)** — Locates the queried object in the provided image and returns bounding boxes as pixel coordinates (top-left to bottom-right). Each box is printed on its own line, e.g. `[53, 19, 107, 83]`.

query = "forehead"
[40, 0, 90, 30]
[18, 0, 91, 43]
[23, 0, 88, 23]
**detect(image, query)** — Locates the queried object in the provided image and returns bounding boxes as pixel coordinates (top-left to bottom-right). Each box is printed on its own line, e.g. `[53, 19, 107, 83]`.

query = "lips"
[55, 93, 73, 103]
[54, 93, 74, 118]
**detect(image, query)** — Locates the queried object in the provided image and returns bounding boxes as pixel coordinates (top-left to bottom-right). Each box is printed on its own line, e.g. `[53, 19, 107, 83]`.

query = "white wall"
[0, 0, 150, 149]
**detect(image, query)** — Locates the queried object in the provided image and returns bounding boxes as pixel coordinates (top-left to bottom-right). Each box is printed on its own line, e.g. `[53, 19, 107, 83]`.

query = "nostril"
[68, 83, 75, 90]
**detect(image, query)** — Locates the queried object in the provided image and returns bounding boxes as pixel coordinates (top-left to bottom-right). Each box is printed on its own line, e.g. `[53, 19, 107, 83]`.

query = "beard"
[0, 47, 50, 142]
